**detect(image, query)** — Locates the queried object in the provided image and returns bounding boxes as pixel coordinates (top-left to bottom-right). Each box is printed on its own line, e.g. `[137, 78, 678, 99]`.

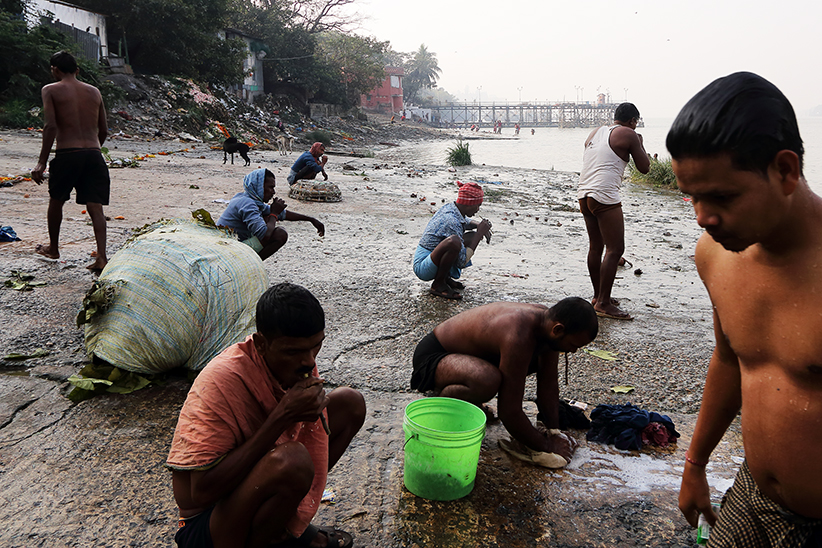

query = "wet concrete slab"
[0, 132, 740, 546]
[0, 374, 743, 547]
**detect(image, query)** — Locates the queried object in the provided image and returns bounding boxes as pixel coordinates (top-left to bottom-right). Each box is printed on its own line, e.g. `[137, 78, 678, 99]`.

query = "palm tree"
[404, 44, 441, 103]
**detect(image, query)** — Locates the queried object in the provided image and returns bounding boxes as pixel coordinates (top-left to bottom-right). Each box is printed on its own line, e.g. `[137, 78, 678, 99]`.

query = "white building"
[219, 28, 266, 105]
[25, 0, 108, 62]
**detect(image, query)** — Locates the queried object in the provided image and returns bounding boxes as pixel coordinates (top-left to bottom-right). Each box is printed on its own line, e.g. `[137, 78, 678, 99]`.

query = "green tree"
[313, 31, 389, 107]
[0, 7, 120, 127]
[68, 0, 246, 86]
[403, 44, 441, 103]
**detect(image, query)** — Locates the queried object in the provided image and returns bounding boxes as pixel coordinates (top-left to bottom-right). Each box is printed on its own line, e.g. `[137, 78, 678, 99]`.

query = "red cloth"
[641, 422, 676, 447]
[456, 181, 483, 205]
[309, 142, 324, 156]
[166, 336, 328, 537]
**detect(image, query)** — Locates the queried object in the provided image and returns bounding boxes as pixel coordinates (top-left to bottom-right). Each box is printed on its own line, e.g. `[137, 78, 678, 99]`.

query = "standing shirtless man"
[670, 72, 822, 544]
[31, 50, 110, 272]
[578, 103, 649, 320]
[411, 298, 598, 462]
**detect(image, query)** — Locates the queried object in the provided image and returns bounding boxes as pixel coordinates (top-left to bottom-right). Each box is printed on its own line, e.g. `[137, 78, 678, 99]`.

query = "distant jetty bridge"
[426, 102, 623, 129]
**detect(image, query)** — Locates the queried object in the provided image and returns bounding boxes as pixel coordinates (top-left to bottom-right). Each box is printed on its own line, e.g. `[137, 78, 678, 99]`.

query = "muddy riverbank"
[0, 128, 732, 547]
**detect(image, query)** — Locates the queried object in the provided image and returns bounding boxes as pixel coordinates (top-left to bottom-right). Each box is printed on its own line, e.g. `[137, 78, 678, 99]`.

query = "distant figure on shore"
[287, 142, 328, 186]
[670, 72, 822, 545]
[531, 128, 535, 135]
[578, 102, 649, 320]
[218, 168, 324, 260]
[413, 182, 491, 300]
[515, 123, 521, 135]
[31, 50, 110, 273]
[411, 299, 598, 466]
[167, 283, 365, 548]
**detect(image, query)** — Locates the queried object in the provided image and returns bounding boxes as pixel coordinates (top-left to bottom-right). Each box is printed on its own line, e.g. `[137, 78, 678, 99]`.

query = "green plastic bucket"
[403, 397, 486, 500]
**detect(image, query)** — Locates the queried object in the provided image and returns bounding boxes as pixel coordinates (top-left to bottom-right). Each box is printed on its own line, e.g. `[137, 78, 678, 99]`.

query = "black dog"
[223, 137, 251, 166]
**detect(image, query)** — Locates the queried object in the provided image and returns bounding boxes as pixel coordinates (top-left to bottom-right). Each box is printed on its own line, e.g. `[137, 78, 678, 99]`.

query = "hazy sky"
[345, 0, 819, 118]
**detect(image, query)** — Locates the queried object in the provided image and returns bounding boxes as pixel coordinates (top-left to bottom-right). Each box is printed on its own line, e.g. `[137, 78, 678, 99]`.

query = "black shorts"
[48, 148, 110, 205]
[411, 331, 450, 392]
[174, 507, 214, 548]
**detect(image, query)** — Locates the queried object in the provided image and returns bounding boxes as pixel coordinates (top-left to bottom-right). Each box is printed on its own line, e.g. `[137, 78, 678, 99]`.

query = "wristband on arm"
[685, 452, 708, 467]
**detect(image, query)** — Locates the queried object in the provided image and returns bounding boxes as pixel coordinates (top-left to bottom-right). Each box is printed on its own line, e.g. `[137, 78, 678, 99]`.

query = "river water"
[398, 117, 822, 193]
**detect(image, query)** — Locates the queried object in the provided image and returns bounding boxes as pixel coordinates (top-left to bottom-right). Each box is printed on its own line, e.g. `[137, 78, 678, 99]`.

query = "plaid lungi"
[710, 460, 822, 547]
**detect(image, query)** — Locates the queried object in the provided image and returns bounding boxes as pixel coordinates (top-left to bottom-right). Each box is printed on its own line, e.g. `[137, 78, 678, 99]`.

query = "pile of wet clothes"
[586, 403, 679, 450]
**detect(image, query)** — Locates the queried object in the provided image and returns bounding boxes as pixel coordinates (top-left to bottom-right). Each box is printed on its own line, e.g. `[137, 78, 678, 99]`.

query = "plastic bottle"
[696, 504, 721, 545]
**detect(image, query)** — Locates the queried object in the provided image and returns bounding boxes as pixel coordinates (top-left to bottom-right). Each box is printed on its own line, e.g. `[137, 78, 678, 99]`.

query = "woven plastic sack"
[83, 219, 268, 374]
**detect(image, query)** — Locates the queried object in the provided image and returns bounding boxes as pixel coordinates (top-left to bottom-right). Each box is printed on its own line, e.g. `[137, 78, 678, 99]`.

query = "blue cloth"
[416, 202, 473, 269]
[216, 169, 285, 240]
[1, 226, 21, 242]
[290, 151, 322, 177]
[586, 403, 679, 451]
[412, 245, 461, 281]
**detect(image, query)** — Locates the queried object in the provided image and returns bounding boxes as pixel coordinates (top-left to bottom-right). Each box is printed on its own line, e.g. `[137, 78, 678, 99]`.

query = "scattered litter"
[611, 385, 635, 394]
[4, 270, 47, 291]
[583, 348, 619, 361]
[212, 199, 231, 204]
[1, 226, 21, 242]
[67, 362, 153, 402]
[646, 302, 660, 308]
[321, 488, 336, 504]
[731, 456, 745, 465]
[3, 347, 49, 361]
[114, 216, 126, 220]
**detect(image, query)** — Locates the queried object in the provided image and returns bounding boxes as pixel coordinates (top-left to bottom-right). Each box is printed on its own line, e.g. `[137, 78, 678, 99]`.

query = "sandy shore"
[0, 128, 738, 547]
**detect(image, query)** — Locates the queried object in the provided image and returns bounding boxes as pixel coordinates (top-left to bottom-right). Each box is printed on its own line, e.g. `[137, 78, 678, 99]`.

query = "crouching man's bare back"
[412, 299, 598, 460]
[669, 72, 822, 543]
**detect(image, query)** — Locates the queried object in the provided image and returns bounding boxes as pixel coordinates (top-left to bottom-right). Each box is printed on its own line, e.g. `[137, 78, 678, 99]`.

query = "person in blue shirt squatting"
[218, 169, 324, 260]
[413, 181, 492, 300]
[287, 142, 328, 186]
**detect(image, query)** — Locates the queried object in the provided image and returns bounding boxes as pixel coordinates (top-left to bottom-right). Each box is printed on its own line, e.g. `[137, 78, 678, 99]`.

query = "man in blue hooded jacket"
[218, 169, 324, 260]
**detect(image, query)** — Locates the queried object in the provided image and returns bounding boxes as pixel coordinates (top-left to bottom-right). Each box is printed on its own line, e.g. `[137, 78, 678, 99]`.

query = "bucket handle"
[403, 433, 418, 450]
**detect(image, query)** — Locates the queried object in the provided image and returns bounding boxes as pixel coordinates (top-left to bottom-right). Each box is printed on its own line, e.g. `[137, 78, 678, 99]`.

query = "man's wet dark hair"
[50, 51, 78, 74]
[614, 103, 640, 123]
[666, 71, 804, 176]
[548, 297, 598, 339]
[256, 283, 325, 338]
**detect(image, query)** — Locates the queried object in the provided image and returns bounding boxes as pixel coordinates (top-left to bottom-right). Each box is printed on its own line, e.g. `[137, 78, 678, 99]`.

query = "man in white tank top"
[577, 103, 650, 320]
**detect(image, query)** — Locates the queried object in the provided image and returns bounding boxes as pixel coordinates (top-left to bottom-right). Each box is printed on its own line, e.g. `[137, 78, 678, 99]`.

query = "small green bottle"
[696, 504, 721, 545]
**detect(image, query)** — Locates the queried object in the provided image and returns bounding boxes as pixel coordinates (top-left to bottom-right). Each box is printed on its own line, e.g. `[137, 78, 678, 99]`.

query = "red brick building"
[361, 67, 403, 113]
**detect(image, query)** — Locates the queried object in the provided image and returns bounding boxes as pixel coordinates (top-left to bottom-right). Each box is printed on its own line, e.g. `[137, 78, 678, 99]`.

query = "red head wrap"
[456, 181, 483, 206]
[309, 142, 325, 157]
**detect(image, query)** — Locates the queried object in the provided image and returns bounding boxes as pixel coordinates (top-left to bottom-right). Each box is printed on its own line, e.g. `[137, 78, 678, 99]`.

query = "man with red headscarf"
[287, 142, 328, 186]
[412, 181, 492, 299]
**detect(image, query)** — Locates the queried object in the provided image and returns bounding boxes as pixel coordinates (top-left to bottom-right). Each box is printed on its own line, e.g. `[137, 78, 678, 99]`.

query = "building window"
[390, 75, 400, 88]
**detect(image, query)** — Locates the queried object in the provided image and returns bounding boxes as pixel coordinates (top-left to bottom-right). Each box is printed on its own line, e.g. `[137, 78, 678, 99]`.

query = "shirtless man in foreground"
[31, 50, 110, 272]
[411, 298, 598, 462]
[670, 72, 822, 544]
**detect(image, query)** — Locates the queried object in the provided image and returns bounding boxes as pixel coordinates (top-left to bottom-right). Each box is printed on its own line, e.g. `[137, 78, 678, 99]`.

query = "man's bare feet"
[86, 258, 108, 273]
[35, 244, 59, 259]
[445, 277, 465, 290]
